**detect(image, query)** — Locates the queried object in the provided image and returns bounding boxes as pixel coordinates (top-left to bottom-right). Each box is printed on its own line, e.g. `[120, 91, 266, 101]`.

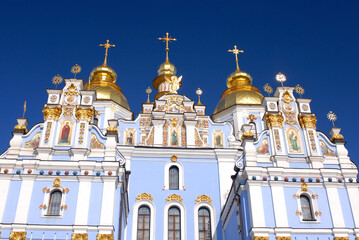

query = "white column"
[269, 181, 288, 227]
[346, 185, 359, 228]
[74, 179, 92, 226]
[152, 120, 165, 146]
[184, 120, 196, 147]
[247, 182, 266, 228]
[99, 179, 117, 233]
[325, 184, 345, 227]
[0, 177, 11, 222]
[14, 176, 36, 223]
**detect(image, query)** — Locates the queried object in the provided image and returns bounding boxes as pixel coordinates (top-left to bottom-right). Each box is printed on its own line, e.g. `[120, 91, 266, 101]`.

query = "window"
[198, 207, 211, 240]
[137, 206, 150, 240]
[48, 190, 62, 216]
[169, 166, 179, 190]
[300, 195, 314, 221]
[168, 207, 181, 240]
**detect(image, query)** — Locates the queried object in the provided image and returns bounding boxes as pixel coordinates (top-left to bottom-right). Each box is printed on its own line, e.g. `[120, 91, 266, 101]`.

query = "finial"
[228, 45, 244, 72]
[52, 74, 63, 89]
[196, 88, 203, 105]
[295, 84, 305, 98]
[23, 101, 27, 118]
[327, 111, 337, 127]
[71, 64, 81, 78]
[275, 72, 286, 87]
[99, 40, 115, 66]
[263, 83, 273, 96]
[158, 32, 177, 62]
[146, 86, 152, 103]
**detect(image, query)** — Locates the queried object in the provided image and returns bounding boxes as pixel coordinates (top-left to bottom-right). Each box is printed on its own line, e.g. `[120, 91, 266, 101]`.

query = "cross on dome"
[158, 32, 177, 62]
[100, 40, 115, 66]
[228, 45, 244, 72]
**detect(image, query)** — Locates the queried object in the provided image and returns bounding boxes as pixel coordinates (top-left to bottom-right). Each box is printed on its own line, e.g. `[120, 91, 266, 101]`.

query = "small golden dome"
[158, 60, 177, 76]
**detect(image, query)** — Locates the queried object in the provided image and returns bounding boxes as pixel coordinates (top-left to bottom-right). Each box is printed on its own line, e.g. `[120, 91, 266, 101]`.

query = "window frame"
[295, 188, 320, 223]
[47, 190, 62, 216]
[137, 205, 151, 240]
[163, 201, 186, 240]
[168, 206, 181, 240]
[132, 200, 156, 240]
[41, 181, 67, 218]
[164, 161, 184, 190]
[169, 166, 179, 190]
[194, 202, 217, 240]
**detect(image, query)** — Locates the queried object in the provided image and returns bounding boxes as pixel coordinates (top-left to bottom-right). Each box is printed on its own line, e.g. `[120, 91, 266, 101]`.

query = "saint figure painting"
[171, 129, 178, 146]
[58, 121, 72, 145]
[286, 128, 301, 153]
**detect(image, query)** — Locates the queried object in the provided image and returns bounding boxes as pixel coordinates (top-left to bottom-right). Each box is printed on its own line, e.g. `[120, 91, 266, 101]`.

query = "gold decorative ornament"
[228, 45, 244, 72]
[282, 91, 293, 103]
[196, 88, 203, 105]
[263, 83, 273, 96]
[171, 155, 178, 162]
[54, 178, 61, 187]
[146, 86, 152, 103]
[275, 72, 286, 87]
[166, 194, 183, 202]
[23, 101, 27, 118]
[276, 237, 291, 240]
[247, 114, 257, 122]
[136, 193, 153, 201]
[330, 133, 344, 142]
[334, 237, 349, 240]
[166, 75, 182, 94]
[71, 233, 88, 240]
[71, 64, 82, 78]
[195, 194, 213, 203]
[106, 126, 118, 133]
[327, 111, 337, 127]
[301, 182, 308, 192]
[42, 106, 62, 120]
[75, 107, 94, 122]
[97, 234, 114, 240]
[252, 237, 269, 240]
[241, 131, 254, 140]
[52, 74, 63, 89]
[170, 117, 179, 128]
[295, 84, 304, 98]
[100, 40, 115, 66]
[14, 124, 27, 133]
[299, 115, 317, 129]
[9, 231, 26, 240]
[158, 32, 177, 62]
[65, 83, 78, 96]
[265, 114, 284, 128]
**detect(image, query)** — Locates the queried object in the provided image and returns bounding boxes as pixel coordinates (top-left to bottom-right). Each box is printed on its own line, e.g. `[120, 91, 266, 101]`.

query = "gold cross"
[158, 32, 177, 62]
[228, 45, 244, 71]
[100, 40, 115, 66]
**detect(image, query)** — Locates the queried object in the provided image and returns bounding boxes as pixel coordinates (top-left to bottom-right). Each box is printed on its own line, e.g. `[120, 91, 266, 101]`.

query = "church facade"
[0, 35, 357, 240]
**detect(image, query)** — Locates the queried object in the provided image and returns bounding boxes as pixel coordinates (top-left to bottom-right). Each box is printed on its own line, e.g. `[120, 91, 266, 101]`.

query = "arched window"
[168, 207, 181, 240]
[300, 195, 314, 221]
[198, 207, 211, 240]
[137, 206, 151, 240]
[48, 190, 62, 216]
[169, 166, 179, 190]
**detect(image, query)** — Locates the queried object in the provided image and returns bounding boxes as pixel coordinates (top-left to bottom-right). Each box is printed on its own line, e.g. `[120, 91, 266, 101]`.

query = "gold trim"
[301, 182, 307, 192]
[265, 114, 284, 128]
[106, 126, 118, 133]
[14, 124, 27, 133]
[299, 115, 317, 129]
[96, 234, 114, 240]
[331, 133, 344, 142]
[334, 237, 349, 240]
[166, 194, 183, 202]
[252, 237, 269, 240]
[136, 193, 153, 201]
[72, 233, 88, 240]
[282, 91, 293, 103]
[75, 107, 94, 122]
[171, 155, 178, 162]
[241, 131, 254, 140]
[195, 194, 212, 203]
[276, 237, 291, 240]
[65, 83, 78, 96]
[9, 231, 26, 240]
[54, 178, 61, 187]
[43, 106, 62, 120]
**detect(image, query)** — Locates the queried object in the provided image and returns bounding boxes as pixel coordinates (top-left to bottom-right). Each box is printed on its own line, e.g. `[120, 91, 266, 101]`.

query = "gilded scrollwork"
[241, 131, 254, 140]
[65, 83, 79, 96]
[330, 133, 344, 142]
[71, 233, 88, 240]
[334, 237, 349, 240]
[9, 231, 26, 240]
[14, 124, 27, 133]
[43, 106, 62, 120]
[265, 114, 284, 128]
[53, 178, 61, 187]
[75, 107, 94, 122]
[299, 115, 317, 129]
[252, 237, 269, 240]
[276, 237, 291, 240]
[166, 194, 183, 202]
[301, 182, 307, 192]
[136, 193, 153, 201]
[106, 126, 118, 133]
[195, 194, 212, 203]
[96, 234, 114, 240]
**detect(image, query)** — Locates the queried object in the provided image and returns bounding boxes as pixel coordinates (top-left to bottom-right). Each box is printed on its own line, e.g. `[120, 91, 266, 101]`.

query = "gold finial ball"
[263, 83, 273, 95]
[52, 74, 63, 85]
[327, 111, 337, 122]
[146, 86, 152, 94]
[275, 72, 287, 83]
[295, 84, 304, 95]
[171, 155, 178, 162]
[196, 88, 203, 96]
[71, 64, 81, 75]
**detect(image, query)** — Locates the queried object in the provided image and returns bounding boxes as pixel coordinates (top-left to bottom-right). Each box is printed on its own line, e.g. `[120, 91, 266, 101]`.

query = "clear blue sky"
[0, 1, 358, 165]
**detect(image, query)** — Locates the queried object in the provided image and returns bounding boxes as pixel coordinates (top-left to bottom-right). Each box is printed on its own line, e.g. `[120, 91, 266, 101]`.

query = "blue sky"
[0, 1, 358, 165]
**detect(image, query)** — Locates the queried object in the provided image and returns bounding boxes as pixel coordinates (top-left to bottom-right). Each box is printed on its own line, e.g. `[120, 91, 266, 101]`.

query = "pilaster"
[184, 120, 196, 147]
[152, 119, 165, 146]
[14, 175, 36, 224]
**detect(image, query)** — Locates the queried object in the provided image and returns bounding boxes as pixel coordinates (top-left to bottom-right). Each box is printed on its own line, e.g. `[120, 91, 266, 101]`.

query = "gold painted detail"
[301, 182, 307, 192]
[276, 237, 291, 240]
[65, 83, 78, 96]
[299, 115, 317, 129]
[44, 122, 52, 143]
[241, 131, 254, 140]
[136, 193, 153, 201]
[308, 130, 316, 150]
[252, 237, 269, 240]
[43, 106, 62, 120]
[106, 126, 118, 133]
[265, 114, 284, 128]
[14, 124, 27, 133]
[171, 155, 178, 162]
[71, 233, 88, 240]
[9, 231, 26, 240]
[295, 84, 304, 97]
[327, 111, 337, 127]
[54, 178, 61, 187]
[334, 237, 349, 240]
[263, 83, 273, 96]
[78, 123, 85, 144]
[247, 114, 257, 121]
[282, 91, 293, 103]
[331, 133, 344, 142]
[166, 194, 183, 203]
[97, 234, 114, 240]
[228, 45, 244, 72]
[71, 64, 81, 78]
[166, 75, 182, 94]
[158, 32, 177, 62]
[195, 194, 212, 203]
[75, 107, 94, 122]
[52, 74, 63, 86]
[274, 129, 281, 150]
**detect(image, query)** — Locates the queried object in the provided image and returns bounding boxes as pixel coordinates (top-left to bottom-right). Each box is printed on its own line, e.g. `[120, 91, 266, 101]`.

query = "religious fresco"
[286, 128, 302, 153]
[213, 131, 223, 148]
[319, 140, 335, 156]
[256, 138, 269, 154]
[58, 121, 73, 145]
[25, 132, 41, 148]
[125, 129, 135, 145]
[90, 133, 104, 149]
[171, 128, 178, 146]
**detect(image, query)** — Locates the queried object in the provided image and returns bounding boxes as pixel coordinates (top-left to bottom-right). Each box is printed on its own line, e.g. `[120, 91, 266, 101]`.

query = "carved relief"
[43, 106, 62, 120]
[136, 193, 153, 201]
[299, 115, 317, 129]
[9, 231, 26, 240]
[71, 233, 88, 240]
[265, 114, 284, 128]
[166, 194, 183, 202]
[96, 234, 114, 240]
[195, 194, 212, 203]
[75, 108, 94, 122]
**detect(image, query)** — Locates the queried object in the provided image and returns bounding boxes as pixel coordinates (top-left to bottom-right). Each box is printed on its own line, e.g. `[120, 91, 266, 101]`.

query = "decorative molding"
[136, 193, 153, 201]
[301, 183, 307, 192]
[282, 91, 293, 103]
[9, 231, 26, 240]
[265, 114, 284, 128]
[65, 83, 78, 96]
[276, 237, 291, 240]
[166, 194, 183, 203]
[299, 115, 317, 129]
[96, 234, 114, 240]
[171, 155, 178, 162]
[75, 107, 94, 122]
[106, 126, 118, 133]
[252, 237, 269, 240]
[334, 237, 349, 240]
[43, 106, 62, 120]
[71, 233, 88, 240]
[241, 131, 254, 140]
[54, 178, 61, 187]
[14, 124, 27, 133]
[195, 194, 212, 203]
[330, 133, 344, 142]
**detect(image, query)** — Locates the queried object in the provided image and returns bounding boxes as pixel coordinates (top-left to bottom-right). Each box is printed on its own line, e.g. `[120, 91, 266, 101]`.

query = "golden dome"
[85, 64, 130, 110]
[158, 60, 177, 76]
